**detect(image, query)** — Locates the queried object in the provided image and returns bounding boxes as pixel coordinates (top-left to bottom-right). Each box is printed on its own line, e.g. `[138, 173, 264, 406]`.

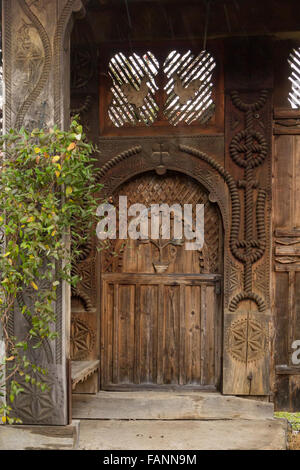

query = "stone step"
[72, 391, 274, 421]
[78, 418, 288, 450]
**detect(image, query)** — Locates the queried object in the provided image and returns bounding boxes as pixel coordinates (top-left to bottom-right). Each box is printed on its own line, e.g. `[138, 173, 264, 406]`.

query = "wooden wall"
[273, 40, 300, 410]
[273, 115, 300, 410]
[70, 5, 300, 409]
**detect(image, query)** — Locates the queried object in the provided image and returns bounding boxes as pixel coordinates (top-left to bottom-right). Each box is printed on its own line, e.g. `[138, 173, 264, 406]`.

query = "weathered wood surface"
[71, 360, 100, 390]
[101, 277, 220, 389]
[273, 119, 300, 410]
[276, 366, 300, 375]
[2, 0, 85, 425]
[222, 38, 273, 395]
[72, 391, 274, 421]
[100, 173, 223, 390]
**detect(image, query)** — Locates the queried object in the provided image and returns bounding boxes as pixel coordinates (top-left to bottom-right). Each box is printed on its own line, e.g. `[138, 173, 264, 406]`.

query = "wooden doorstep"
[71, 360, 100, 390]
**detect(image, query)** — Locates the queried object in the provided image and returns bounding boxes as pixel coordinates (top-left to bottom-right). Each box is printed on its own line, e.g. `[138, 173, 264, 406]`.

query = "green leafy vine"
[0, 119, 102, 423]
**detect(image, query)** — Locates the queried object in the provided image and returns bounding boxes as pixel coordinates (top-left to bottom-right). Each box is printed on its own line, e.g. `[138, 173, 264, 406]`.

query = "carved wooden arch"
[94, 144, 233, 298]
[97, 146, 230, 234]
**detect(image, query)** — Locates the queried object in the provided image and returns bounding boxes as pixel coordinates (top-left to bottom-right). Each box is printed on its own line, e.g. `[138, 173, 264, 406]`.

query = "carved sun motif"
[12, 370, 63, 424]
[71, 317, 95, 360]
[227, 318, 268, 363]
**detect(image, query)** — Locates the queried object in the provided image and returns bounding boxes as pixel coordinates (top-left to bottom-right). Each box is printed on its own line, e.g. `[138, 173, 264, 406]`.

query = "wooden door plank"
[205, 285, 216, 385]
[179, 284, 186, 385]
[200, 284, 207, 385]
[112, 284, 119, 384]
[184, 285, 202, 385]
[118, 284, 135, 383]
[157, 284, 164, 385]
[139, 285, 158, 384]
[134, 284, 141, 384]
[163, 285, 180, 384]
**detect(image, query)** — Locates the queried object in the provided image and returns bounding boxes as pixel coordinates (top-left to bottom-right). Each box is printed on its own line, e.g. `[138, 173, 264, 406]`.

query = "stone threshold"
[0, 420, 80, 450]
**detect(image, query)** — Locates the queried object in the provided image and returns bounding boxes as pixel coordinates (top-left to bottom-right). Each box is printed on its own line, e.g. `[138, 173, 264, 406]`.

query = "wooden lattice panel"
[288, 48, 300, 108]
[108, 51, 159, 127]
[163, 50, 216, 126]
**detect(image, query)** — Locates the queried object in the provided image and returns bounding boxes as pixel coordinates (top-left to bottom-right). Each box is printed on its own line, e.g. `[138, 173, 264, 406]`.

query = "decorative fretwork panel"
[108, 51, 159, 127]
[288, 48, 300, 108]
[163, 50, 216, 126]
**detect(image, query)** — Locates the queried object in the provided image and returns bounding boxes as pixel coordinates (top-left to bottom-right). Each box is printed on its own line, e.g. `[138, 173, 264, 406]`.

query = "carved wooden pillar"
[2, 0, 84, 425]
[223, 38, 273, 395]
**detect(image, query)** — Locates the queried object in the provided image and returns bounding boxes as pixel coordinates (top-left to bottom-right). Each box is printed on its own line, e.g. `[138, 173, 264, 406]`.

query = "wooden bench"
[71, 360, 100, 391]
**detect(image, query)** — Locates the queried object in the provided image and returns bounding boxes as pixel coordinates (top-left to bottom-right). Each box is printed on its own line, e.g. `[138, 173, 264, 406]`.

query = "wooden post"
[2, 0, 84, 425]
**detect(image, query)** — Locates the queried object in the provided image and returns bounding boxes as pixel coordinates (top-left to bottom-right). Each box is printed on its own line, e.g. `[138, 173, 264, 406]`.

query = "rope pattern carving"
[228, 90, 268, 312]
[71, 146, 142, 311]
[15, 0, 52, 129]
[3, 0, 12, 130]
[96, 146, 143, 180]
[70, 95, 92, 116]
[178, 143, 241, 258]
[54, 0, 81, 125]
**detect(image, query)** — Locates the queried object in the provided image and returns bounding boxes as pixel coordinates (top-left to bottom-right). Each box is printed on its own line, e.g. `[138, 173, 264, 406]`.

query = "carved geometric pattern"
[253, 263, 268, 295]
[228, 259, 241, 293]
[71, 257, 96, 312]
[11, 369, 64, 424]
[226, 317, 268, 363]
[163, 50, 216, 126]
[70, 317, 95, 360]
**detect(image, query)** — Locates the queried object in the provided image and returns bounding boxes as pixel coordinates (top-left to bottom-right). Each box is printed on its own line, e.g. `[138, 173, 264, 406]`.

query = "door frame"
[95, 137, 232, 392]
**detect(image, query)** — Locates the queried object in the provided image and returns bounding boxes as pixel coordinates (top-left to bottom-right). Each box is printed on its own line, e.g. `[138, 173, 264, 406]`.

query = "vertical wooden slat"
[157, 284, 164, 384]
[112, 284, 119, 384]
[214, 282, 222, 388]
[206, 285, 216, 385]
[200, 284, 206, 385]
[134, 284, 141, 384]
[100, 280, 106, 386]
[295, 136, 300, 227]
[164, 286, 180, 384]
[288, 271, 296, 366]
[139, 285, 158, 384]
[152, 285, 158, 384]
[184, 285, 202, 385]
[119, 285, 135, 383]
[179, 284, 186, 385]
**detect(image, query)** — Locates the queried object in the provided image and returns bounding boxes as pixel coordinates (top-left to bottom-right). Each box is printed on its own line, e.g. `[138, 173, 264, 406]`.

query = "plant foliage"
[0, 119, 102, 423]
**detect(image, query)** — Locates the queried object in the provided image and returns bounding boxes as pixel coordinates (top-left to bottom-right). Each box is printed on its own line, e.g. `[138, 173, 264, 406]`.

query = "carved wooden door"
[100, 172, 223, 390]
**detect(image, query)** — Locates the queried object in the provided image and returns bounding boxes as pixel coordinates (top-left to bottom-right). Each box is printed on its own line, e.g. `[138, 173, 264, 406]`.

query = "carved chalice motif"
[139, 215, 184, 273]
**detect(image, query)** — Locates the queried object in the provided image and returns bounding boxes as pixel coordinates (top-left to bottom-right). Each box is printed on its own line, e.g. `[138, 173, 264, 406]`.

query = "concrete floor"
[78, 418, 288, 450]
